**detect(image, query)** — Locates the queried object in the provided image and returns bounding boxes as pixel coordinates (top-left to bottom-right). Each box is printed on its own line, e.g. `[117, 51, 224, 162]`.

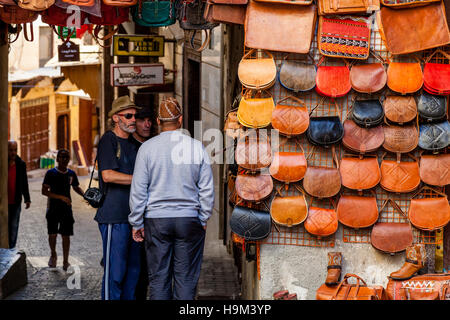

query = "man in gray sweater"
[128, 97, 214, 300]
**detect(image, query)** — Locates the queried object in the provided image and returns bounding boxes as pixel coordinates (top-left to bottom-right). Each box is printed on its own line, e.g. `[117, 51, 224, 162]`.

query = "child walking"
[42, 149, 84, 271]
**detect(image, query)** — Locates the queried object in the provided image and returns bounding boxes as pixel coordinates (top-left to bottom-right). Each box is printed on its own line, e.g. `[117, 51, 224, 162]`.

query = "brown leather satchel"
[383, 96, 417, 125]
[370, 198, 413, 255]
[237, 90, 275, 128]
[271, 96, 309, 137]
[17, 0, 54, 11]
[386, 273, 450, 300]
[316, 273, 387, 300]
[339, 154, 380, 191]
[386, 61, 423, 95]
[278, 54, 317, 93]
[269, 150, 307, 184]
[235, 171, 273, 202]
[235, 131, 272, 171]
[382, 121, 418, 154]
[342, 120, 384, 154]
[380, 153, 421, 193]
[318, 0, 379, 15]
[377, 3, 450, 55]
[419, 153, 450, 187]
[350, 53, 387, 94]
[204, 0, 247, 25]
[303, 146, 342, 198]
[224, 109, 243, 139]
[337, 191, 378, 229]
[244, 0, 317, 54]
[304, 199, 338, 237]
[238, 49, 277, 90]
[270, 185, 308, 227]
[408, 186, 450, 232]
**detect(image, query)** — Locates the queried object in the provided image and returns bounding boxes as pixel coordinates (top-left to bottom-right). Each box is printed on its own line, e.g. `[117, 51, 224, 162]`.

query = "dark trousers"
[135, 244, 149, 300]
[8, 204, 21, 249]
[98, 223, 141, 300]
[144, 217, 206, 300]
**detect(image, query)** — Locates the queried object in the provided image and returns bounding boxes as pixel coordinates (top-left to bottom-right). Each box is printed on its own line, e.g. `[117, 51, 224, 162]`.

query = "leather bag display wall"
[419, 153, 450, 187]
[235, 132, 272, 171]
[238, 49, 277, 90]
[244, 0, 317, 54]
[342, 120, 384, 154]
[377, 2, 450, 55]
[383, 96, 417, 125]
[271, 96, 310, 136]
[278, 55, 316, 93]
[423, 49, 450, 95]
[230, 206, 272, 240]
[318, 0, 380, 15]
[337, 192, 379, 229]
[235, 172, 273, 202]
[237, 90, 274, 128]
[418, 121, 450, 152]
[339, 155, 380, 191]
[386, 61, 423, 95]
[270, 185, 308, 227]
[380, 153, 420, 194]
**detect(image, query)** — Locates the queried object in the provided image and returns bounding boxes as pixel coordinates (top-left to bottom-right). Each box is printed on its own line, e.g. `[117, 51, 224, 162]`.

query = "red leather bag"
[316, 58, 351, 98]
[423, 49, 450, 95]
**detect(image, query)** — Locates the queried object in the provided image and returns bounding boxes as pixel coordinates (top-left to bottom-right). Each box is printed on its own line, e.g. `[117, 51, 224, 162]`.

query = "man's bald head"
[8, 140, 18, 162]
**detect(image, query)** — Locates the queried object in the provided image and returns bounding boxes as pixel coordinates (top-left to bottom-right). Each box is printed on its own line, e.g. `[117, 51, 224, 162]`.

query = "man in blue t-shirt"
[42, 149, 84, 271]
[94, 95, 141, 300]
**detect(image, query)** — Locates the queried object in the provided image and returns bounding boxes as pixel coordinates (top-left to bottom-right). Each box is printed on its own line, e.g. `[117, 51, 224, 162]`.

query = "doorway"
[183, 58, 201, 137]
[57, 114, 70, 151]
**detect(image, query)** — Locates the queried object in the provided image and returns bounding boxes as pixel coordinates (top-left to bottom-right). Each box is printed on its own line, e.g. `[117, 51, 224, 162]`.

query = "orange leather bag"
[17, 0, 54, 11]
[382, 121, 418, 154]
[380, 153, 420, 193]
[235, 131, 272, 171]
[235, 171, 273, 202]
[337, 191, 378, 229]
[237, 90, 274, 128]
[386, 273, 450, 300]
[350, 52, 387, 94]
[377, 3, 450, 55]
[304, 198, 338, 238]
[245, 0, 317, 54]
[370, 198, 413, 255]
[408, 186, 450, 232]
[316, 273, 387, 300]
[238, 49, 277, 90]
[318, 0, 379, 15]
[270, 185, 308, 227]
[271, 96, 309, 137]
[103, 0, 137, 6]
[419, 153, 450, 187]
[61, 0, 95, 5]
[339, 154, 380, 191]
[315, 58, 351, 98]
[269, 138, 307, 183]
[383, 96, 417, 125]
[342, 120, 384, 154]
[386, 61, 423, 95]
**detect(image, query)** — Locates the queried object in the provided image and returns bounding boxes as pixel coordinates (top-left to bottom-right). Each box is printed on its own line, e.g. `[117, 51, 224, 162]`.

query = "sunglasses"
[117, 113, 136, 120]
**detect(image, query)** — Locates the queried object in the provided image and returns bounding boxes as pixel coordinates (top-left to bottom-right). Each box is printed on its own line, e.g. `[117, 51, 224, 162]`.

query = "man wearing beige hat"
[129, 97, 214, 300]
[94, 95, 142, 300]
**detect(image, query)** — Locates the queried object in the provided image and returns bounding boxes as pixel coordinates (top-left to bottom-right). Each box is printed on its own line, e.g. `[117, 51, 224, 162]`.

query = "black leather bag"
[83, 157, 104, 208]
[175, 0, 219, 30]
[352, 99, 384, 128]
[230, 206, 272, 241]
[419, 121, 450, 151]
[307, 98, 344, 148]
[417, 93, 447, 122]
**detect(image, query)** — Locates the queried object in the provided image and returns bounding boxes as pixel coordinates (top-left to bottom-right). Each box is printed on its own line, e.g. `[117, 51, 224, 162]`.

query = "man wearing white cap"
[129, 97, 214, 300]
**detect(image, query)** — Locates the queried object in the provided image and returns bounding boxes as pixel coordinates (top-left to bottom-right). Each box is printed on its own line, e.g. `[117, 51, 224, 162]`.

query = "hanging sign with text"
[112, 35, 165, 57]
[110, 63, 165, 87]
[58, 41, 80, 62]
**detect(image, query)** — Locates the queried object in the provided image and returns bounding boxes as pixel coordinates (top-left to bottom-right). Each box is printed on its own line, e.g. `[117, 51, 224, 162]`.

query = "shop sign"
[110, 63, 165, 87]
[112, 35, 165, 57]
[58, 41, 80, 62]
[57, 26, 77, 39]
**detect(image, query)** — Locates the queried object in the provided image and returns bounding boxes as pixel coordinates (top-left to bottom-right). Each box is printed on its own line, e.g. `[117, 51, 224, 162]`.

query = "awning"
[8, 67, 62, 83]
[56, 89, 91, 100]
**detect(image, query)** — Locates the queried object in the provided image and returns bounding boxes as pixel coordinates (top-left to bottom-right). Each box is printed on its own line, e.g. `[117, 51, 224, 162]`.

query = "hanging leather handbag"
[417, 92, 447, 122]
[342, 120, 384, 154]
[230, 205, 272, 241]
[254, 0, 312, 4]
[235, 172, 273, 202]
[103, 0, 136, 6]
[56, 0, 100, 17]
[269, 140, 307, 183]
[61, 0, 94, 5]
[304, 198, 338, 238]
[303, 145, 342, 198]
[315, 58, 351, 98]
[408, 186, 450, 232]
[238, 49, 277, 90]
[386, 60, 423, 95]
[88, 1, 130, 24]
[204, 0, 247, 25]
[423, 49, 450, 96]
[383, 96, 417, 125]
[419, 153, 450, 187]
[381, 0, 440, 8]
[0, 0, 16, 4]
[351, 98, 384, 128]
[318, 15, 371, 60]
[337, 191, 379, 229]
[270, 184, 308, 228]
[316, 273, 387, 300]
[307, 98, 344, 148]
[271, 96, 309, 137]
[133, 0, 176, 27]
[382, 121, 418, 154]
[244, 0, 317, 54]
[237, 90, 275, 129]
[0, 4, 38, 30]
[377, 3, 450, 55]
[235, 131, 272, 171]
[380, 153, 421, 193]
[350, 51, 387, 94]
[339, 154, 380, 191]
[17, 0, 54, 11]
[278, 54, 317, 93]
[370, 198, 413, 255]
[418, 121, 450, 152]
[386, 273, 450, 300]
[318, 0, 379, 15]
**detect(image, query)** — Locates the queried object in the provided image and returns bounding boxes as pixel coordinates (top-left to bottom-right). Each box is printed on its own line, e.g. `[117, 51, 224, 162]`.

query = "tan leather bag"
[377, 3, 450, 55]
[383, 96, 417, 125]
[238, 49, 277, 90]
[270, 185, 308, 227]
[318, 0, 379, 15]
[371, 198, 413, 255]
[342, 120, 384, 154]
[419, 153, 450, 187]
[245, 0, 317, 54]
[386, 61, 423, 95]
[237, 90, 274, 128]
[17, 0, 54, 11]
[337, 191, 378, 229]
[235, 172, 273, 202]
[271, 96, 309, 137]
[269, 139, 307, 183]
[103, 0, 137, 7]
[204, 0, 247, 25]
[339, 154, 380, 191]
[386, 273, 450, 300]
[382, 121, 418, 154]
[408, 186, 450, 232]
[304, 198, 338, 238]
[380, 153, 420, 193]
[235, 131, 272, 171]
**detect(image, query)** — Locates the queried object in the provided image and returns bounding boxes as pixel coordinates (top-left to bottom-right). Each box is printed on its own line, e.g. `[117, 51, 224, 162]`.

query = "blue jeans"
[8, 204, 21, 249]
[98, 223, 141, 300]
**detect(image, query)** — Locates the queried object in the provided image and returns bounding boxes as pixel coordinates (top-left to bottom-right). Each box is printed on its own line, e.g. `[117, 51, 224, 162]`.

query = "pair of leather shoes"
[273, 290, 297, 300]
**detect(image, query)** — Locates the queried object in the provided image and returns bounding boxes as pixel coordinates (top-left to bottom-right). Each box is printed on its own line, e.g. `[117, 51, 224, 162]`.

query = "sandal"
[48, 255, 57, 268]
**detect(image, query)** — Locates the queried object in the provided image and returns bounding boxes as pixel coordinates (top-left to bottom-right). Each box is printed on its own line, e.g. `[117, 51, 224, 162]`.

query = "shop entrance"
[183, 58, 201, 137]
[57, 114, 70, 151]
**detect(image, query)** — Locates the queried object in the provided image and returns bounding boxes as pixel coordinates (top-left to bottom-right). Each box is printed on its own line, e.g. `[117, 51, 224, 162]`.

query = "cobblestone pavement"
[5, 173, 240, 300]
